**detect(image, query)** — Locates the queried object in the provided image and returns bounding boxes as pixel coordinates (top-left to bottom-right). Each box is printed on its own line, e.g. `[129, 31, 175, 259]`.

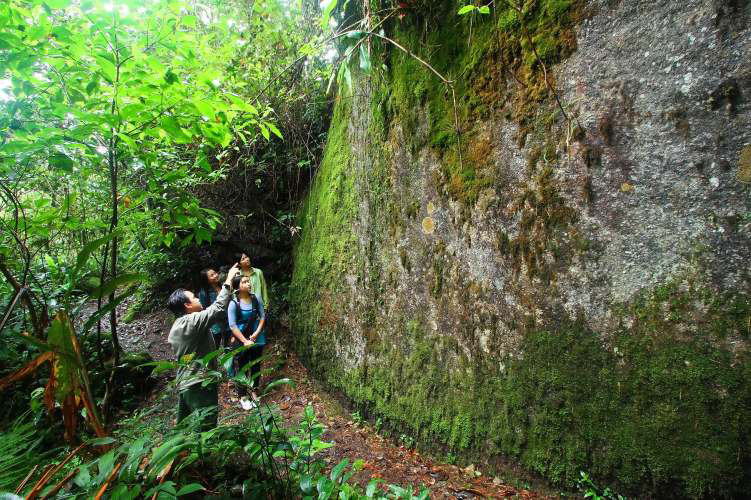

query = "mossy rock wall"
[290, 0, 751, 496]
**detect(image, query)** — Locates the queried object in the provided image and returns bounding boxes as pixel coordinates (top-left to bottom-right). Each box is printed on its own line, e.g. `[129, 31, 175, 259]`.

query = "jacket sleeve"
[258, 269, 269, 308]
[188, 285, 231, 332]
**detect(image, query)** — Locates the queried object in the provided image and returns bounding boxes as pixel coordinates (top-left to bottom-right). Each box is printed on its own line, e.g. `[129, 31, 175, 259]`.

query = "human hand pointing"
[225, 263, 241, 286]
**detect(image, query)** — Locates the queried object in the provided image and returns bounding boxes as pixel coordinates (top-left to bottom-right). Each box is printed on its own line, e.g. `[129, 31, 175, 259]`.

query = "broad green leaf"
[340, 63, 352, 93]
[180, 16, 197, 28]
[300, 474, 313, 494]
[163, 231, 176, 247]
[330, 458, 348, 482]
[148, 436, 191, 479]
[120, 103, 145, 120]
[85, 79, 99, 95]
[0, 32, 23, 48]
[192, 99, 214, 117]
[86, 436, 117, 446]
[299, 43, 317, 56]
[227, 94, 258, 114]
[164, 69, 179, 85]
[2, 141, 36, 154]
[366, 480, 380, 497]
[195, 227, 211, 244]
[160, 117, 191, 143]
[478, 5, 491, 14]
[49, 153, 74, 172]
[316, 477, 334, 500]
[458, 5, 476, 15]
[176, 483, 204, 496]
[259, 122, 270, 141]
[95, 450, 117, 484]
[264, 121, 283, 139]
[95, 55, 116, 83]
[74, 230, 118, 277]
[44, 0, 72, 9]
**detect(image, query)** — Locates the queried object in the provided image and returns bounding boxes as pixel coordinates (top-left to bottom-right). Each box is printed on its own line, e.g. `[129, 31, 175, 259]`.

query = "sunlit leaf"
[320, 0, 339, 30]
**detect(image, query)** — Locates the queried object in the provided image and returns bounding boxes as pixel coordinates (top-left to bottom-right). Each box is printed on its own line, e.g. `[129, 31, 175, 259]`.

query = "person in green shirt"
[167, 263, 240, 430]
[236, 251, 269, 311]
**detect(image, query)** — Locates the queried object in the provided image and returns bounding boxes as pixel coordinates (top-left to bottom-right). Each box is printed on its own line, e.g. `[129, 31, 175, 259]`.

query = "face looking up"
[206, 269, 219, 285]
[183, 290, 203, 313]
[240, 254, 251, 269]
[239, 276, 251, 293]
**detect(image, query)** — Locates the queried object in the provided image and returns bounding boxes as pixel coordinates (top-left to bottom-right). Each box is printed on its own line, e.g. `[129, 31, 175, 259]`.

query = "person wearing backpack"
[228, 274, 266, 407]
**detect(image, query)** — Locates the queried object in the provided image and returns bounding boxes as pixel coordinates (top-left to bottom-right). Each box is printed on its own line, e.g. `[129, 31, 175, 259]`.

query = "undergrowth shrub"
[5, 350, 430, 499]
[0, 417, 49, 491]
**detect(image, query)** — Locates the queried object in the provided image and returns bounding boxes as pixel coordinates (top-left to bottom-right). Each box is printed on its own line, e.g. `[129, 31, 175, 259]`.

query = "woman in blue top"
[228, 274, 266, 402]
[198, 268, 229, 347]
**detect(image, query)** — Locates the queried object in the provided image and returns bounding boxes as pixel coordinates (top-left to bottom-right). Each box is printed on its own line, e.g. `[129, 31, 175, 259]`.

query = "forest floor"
[110, 304, 561, 499]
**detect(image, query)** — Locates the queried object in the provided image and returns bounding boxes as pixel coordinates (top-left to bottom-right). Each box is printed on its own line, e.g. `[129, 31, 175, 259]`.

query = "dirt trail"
[112, 305, 557, 499]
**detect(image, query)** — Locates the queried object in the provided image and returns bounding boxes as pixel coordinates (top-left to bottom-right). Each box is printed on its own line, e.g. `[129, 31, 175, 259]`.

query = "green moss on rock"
[289, 97, 358, 365]
[382, 0, 583, 209]
[290, 2, 751, 498]
[324, 281, 751, 497]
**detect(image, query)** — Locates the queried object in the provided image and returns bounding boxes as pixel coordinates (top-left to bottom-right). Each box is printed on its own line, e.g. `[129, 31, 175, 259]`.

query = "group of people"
[165, 252, 270, 429]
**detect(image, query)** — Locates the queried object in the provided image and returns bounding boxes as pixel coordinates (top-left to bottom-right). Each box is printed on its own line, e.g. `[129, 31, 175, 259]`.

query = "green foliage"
[0, 0, 257, 252]
[0, 0, 294, 427]
[0, 418, 46, 491]
[458, 4, 491, 15]
[351, 410, 364, 426]
[578, 472, 626, 500]
[12, 351, 428, 499]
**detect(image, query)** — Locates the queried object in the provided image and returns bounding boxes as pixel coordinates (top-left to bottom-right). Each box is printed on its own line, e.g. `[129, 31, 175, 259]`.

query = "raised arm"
[190, 264, 241, 330]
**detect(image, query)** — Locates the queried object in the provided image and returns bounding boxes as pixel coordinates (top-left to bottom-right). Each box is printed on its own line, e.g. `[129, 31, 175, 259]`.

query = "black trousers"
[235, 344, 264, 396]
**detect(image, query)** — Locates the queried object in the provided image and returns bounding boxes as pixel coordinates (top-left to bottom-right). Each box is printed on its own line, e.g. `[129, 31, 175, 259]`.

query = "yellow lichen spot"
[620, 182, 635, 193]
[427, 201, 436, 215]
[738, 145, 751, 184]
[422, 216, 435, 234]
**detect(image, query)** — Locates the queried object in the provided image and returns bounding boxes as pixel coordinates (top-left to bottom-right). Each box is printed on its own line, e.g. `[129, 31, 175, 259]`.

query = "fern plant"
[0, 417, 46, 491]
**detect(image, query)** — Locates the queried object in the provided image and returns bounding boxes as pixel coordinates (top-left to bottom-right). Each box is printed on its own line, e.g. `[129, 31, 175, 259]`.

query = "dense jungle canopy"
[1, 0, 750, 499]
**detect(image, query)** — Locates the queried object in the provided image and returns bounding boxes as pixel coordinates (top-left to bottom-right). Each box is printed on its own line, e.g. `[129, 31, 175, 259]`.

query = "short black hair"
[167, 289, 189, 316]
[232, 274, 252, 291]
[234, 251, 251, 263]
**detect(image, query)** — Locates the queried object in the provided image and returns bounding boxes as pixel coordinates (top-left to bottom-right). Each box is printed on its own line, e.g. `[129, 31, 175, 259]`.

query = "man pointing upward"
[166, 263, 241, 430]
